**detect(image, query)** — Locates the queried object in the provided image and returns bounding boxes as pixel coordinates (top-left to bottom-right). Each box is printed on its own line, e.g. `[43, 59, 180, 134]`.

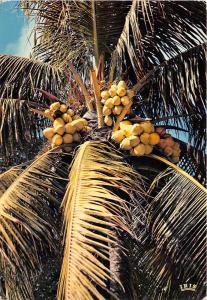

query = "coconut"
[165, 137, 175, 147]
[109, 87, 117, 97]
[164, 146, 173, 156]
[67, 109, 75, 117]
[121, 96, 130, 106]
[130, 124, 143, 136]
[104, 115, 113, 127]
[63, 133, 73, 144]
[62, 113, 72, 123]
[111, 130, 125, 143]
[117, 80, 127, 89]
[60, 104, 67, 113]
[113, 105, 123, 115]
[43, 127, 55, 139]
[52, 134, 63, 146]
[140, 133, 150, 145]
[134, 144, 145, 156]
[103, 106, 112, 116]
[120, 138, 132, 150]
[117, 87, 126, 97]
[140, 121, 154, 133]
[101, 90, 110, 100]
[105, 98, 114, 109]
[45, 109, 51, 116]
[53, 117, 65, 127]
[112, 96, 121, 106]
[120, 120, 132, 129]
[128, 136, 140, 147]
[149, 133, 160, 145]
[65, 123, 76, 134]
[73, 132, 81, 143]
[71, 119, 85, 131]
[73, 115, 81, 120]
[127, 89, 135, 98]
[54, 125, 65, 136]
[50, 102, 60, 111]
[123, 125, 133, 137]
[158, 139, 167, 149]
[144, 144, 153, 155]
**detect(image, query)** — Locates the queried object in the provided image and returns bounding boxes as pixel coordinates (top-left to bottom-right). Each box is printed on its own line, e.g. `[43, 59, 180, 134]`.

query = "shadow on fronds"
[0, 148, 70, 299]
[58, 140, 146, 299]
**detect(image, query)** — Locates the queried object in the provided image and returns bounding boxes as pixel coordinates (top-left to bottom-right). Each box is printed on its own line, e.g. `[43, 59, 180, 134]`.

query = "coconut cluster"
[156, 128, 181, 163]
[101, 80, 134, 127]
[43, 101, 88, 147]
[111, 120, 161, 156]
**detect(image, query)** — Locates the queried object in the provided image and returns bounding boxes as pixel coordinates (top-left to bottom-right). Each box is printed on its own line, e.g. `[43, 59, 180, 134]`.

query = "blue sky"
[0, 1, 33, 57]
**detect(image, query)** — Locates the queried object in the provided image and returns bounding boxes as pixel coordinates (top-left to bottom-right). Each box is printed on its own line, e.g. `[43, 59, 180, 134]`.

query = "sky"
[0, 1, 33, 57]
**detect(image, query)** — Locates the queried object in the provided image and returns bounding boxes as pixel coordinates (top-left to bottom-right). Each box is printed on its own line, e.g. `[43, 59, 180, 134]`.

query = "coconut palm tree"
[0, 1, 206, 299]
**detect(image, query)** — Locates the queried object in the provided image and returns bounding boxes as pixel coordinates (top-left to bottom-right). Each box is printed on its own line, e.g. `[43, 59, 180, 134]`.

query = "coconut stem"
[68, 63, 93, 112]
[112, 101, 132, 132]
[90, 69, 104, 128]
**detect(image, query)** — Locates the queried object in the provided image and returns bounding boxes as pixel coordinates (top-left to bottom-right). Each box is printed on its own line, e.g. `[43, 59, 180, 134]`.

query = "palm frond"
[0, 149, 69, 299]
[0, 162, 28, 196]
[21, 0, 132, 71]
[58, 141, 145, 299]
[0, 55, 65, 102]
[0, 98, 50, 158]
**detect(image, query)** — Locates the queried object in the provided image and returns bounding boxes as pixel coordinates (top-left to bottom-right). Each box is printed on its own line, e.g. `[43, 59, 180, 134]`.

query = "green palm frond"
[58, 141, 145, 299]
[0, 55, 65, 101]
[0, 149, 69, 299]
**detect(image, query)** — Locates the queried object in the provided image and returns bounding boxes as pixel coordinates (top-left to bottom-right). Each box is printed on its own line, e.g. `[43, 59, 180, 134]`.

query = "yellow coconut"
[67, 109, 75, 117]
[111, 130, 125, 143]
[144, 144, 153, 155]
[112, 96, 121, 106]
[73, 115, 81, 120]
[140, 133, 150, 145]
[134, 143, 145, 156]
[53, 117, 65, 127]
[121, 96, 130, 106]
[130, 124, 143, 136]
[149, 132, 160, 145]
[60, 104, 67, 113]
[105, 98, 114, 109]
[113, 105, 123, 115]
[43, 127, 55, 139]
[63, 133, 73, 144]
[73, 132, 81, 143]
[62, 113, 72, 123]
[54, 125, 65, 136]
[127, 89, 135, 98]
[128, 136, 140, 147]
[117, 80, 127, 89]
[109, 86, 117, 97]
[52, 134, 63, 146]
[120, 138, 132, 150]
[117, 87, 126, 97]
[71, 119, 85, 131]
[45, 109, 51, 116]
[101, 90, 110, 100]
[124, 125, 133, 137]
[50, 102, 60, 111]
[65, 123, 76, 134]
[104, 115, 113, 127]
[140, 121, 154, 133]
[120, 120, 132, 129]
[103, 106, 112, 116]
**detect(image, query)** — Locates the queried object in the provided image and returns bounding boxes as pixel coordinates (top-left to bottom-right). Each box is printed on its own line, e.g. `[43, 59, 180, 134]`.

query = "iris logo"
[179, 283, 197, 292]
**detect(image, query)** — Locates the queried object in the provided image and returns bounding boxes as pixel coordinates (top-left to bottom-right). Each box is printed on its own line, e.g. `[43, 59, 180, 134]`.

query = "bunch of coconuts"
[111, 120, 160, 156]
[43, 101, 89, 147]
[156, 128, 181, 163]
[101, 80, 134, 127]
